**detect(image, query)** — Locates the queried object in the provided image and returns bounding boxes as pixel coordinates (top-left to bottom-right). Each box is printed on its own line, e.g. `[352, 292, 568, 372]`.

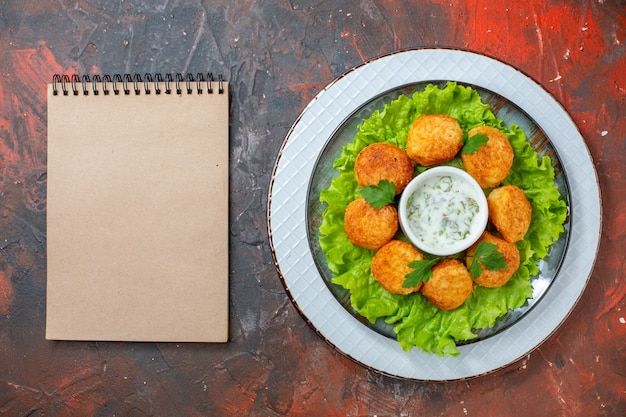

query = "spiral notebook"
[46, 73, 229, 342]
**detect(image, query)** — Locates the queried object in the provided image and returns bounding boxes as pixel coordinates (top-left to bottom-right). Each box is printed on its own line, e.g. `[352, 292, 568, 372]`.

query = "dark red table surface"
[0, 1, 624, 416]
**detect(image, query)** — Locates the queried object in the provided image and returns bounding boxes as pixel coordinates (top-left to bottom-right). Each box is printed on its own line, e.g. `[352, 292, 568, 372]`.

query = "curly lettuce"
[318, 82, 567, 356]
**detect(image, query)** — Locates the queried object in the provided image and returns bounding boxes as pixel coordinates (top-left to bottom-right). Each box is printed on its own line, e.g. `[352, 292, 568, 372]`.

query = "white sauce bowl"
[398, 166, 488, 256]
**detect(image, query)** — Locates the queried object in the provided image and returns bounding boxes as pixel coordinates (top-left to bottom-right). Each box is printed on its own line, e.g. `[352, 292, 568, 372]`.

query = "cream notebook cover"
[46, 74, 229, 342]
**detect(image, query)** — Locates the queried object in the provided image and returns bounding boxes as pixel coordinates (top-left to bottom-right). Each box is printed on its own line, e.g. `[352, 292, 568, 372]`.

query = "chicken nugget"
[420, 258, 474, 310]
[371, 240, 424, 295]
[461, 126, 514, 188]
[487, 185, 532, 243]
[406, 114, 463, 166]
[344, 197, 398, 251]
[354, 142, 414, 194]
[466, 231, 520, 288]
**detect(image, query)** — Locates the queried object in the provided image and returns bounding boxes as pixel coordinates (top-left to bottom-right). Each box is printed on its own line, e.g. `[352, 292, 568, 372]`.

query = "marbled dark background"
[0, 1, 624, 416]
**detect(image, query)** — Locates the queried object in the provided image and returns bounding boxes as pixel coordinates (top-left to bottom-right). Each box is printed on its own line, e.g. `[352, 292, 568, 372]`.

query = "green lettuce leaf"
[318, 82, 566, 356]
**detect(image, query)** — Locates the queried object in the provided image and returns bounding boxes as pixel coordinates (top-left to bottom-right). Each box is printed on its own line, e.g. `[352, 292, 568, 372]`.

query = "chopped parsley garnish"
[467, 241, 508, 279]
[401, 242, 509, 288]
[360, 180, 396, 209]
[403, 257, 442, 288]
[461, 132, 489, 155]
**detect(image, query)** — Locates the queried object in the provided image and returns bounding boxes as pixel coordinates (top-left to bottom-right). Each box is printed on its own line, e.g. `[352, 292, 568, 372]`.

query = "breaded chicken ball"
[487, 185, 532, 243]
[344, 197, 398, 251]
[420, 258, 474, 310]
[466, 231, 520, 288]
[371, 240, 424, 295]
[354, 142, 414, 194]
[461, 126, 514, 188]
[406, 114, 464, 166]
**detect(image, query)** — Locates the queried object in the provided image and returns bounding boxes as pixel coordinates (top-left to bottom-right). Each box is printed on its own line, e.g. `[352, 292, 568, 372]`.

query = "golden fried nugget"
[466, 231, 520, 288]
[487, 185, 532, 243]
[354, 143, 414, 194]
[344, 197, 398, 251]
[420, 258, 474, 310]
[371, 240, 424, 295]
[406, 114, 463, 166]
[461, 126, 514, 188]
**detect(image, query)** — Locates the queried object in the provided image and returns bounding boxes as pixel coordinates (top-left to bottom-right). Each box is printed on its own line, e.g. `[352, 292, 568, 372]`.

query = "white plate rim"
[267, 48, 602, 381]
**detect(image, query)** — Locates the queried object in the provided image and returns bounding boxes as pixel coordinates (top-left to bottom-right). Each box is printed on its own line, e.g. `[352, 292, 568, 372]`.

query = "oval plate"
[268, 49, 601, 381]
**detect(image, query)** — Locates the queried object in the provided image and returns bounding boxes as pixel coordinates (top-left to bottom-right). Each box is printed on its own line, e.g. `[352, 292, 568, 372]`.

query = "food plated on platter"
[316, 82, 568, 356]
[270, 49, 598, 379]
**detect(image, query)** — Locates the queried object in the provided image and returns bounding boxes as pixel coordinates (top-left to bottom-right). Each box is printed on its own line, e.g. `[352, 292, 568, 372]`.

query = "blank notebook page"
[46, 77, 229, 342]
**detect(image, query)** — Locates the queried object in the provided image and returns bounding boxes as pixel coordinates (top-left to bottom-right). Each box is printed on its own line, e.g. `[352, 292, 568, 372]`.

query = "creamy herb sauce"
[406, 175, 481, 249]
